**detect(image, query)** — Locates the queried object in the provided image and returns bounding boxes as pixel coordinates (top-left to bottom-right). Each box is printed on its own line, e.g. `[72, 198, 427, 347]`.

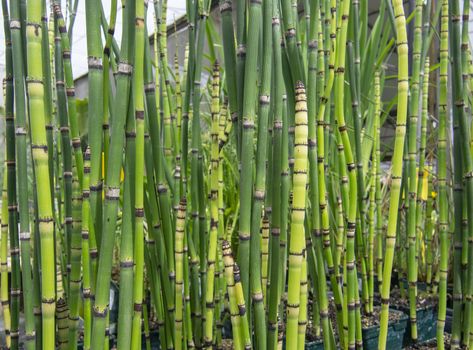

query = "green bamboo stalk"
[101, 0, 117, 182]
[80, 147, 92, 349]
[203, 63, 220, 348]
[261, 217, 269, 307]
[267, 2, 285, 347]
[286, 81, 309, 348]
[54, 18, 74, 311]
[189, 1, 210, 324]
[143, 26, 178, 340]
[0, 168, 11, 349]
[174, 54, 182, 202]
[315, 0, 346, 340]
[297, 253, 308, 350]
[333, 0, 359, 345]
[233, 263, 251, 349]
[55, 270, 69, 350]
[374, 72, 383, 292]
[236, 0, 262, 309]
[130, 0, 146, 347]
[405, 0, 423, 340]
[90, 0, 134, 345]
[368, 88, 378, 313]
[248, 0, 273, 345]
[25, 0, 56, 346]
[280, 0, 304, 83]
[278, 89, 291, 349]
[436, 1, 449, 346]
[180, 0, 196, 199]
[54, 4, 83, 187]
[84, 0, 104, 258]
[182, 215, 194, 350]
[449, 0, 473, 345]
[222, 240, 244, 350]
[461, 1, 473, 343]
[219, 0, 239, 156]
[145, 11, 176, 302]
[67, 165, 82, 348]
[307, 5, 337, 343]
[4, 6, 21, 349]
[117, 105, 135, 349]
[175, 200, 187, 350]
[8, 0, 37, 346]
[235, 0, 246, 154]
[415, 56, 429, 286]
[424, 172, 434, 291]
[42, 0, 55, 210]
[378, 0, 409, 347]
[24, 4, 40, 334]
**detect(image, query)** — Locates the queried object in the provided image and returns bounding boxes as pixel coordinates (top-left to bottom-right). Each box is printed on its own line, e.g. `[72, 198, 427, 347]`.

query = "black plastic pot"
[445, 307, 453, 334]
[141, 330, 160, 349]
[281, 338, 325, 349]
[305, 339, 324, 349]
[393, 304, 437, 346]
[399, 279, 427, 292]
[361, 308, 408, 350]
[77, 330, 159, 349]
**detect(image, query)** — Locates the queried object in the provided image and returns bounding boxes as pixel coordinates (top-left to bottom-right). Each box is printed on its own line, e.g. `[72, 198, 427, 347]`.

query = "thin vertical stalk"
[0, 168, 11, 350]
[54, 4, 83, 186]
[84, 0, 104, 259]
[25, 0, 56, 345]
[54, 21, 74, 317]
[267, 2, 285, 347]
[248, 0, 273, 345]
[101, 0, 117, 181]
[4, 4, 21, 349]
[405, 0, 423, 340]
[175, 200, 187, 350]
[219, 0, 239, 156]
[333, 0, 358, 345]
[117, 101, 135, 349]
[130, 0, 146, 347]
[190, 0, 210, 322]
[81, 148, 92, 350]
[203, 63, 220, 349]
[222, 241, 244, 350]
[9, 0, 36, 346]
[368, 76, 379, 314]
[374, 72, 383, 292]
[42, 0, 55, 207]
[67, 162, 82, 348]
[436, 0, 449, 346]
[415, 57, 429, 285]
[315, 0, 346, 339]
[285, 82, 309, 348]
[450, 0, 473, 345]
[180, 0, 195, 199]
[90, 0, 134, 345]
[237, 0, 262, 307]
[378, 0, 409, 347]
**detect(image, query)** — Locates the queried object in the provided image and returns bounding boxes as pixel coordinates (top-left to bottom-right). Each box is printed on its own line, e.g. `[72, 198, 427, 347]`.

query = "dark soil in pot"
[403, 333, 451, 349]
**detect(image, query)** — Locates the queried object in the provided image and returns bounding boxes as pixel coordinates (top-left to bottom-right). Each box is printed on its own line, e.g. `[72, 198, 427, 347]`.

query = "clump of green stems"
[0, 0, 470, 349]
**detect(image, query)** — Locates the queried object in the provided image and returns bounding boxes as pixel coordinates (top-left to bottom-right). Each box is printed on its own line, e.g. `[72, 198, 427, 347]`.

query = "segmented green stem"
[25, 0, 57, 345]
[286, 82, 309, 348]
[436, 1, 449, 347]
[378, 0, 409, 347]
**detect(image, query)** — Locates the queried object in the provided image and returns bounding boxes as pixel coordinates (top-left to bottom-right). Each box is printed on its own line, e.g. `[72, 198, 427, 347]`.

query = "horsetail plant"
[286, 81, 309, 349]
[436, 0, 449, 346]
[0, 0, 468, 349]
[25, 0, 56, 346]
[378, 0, 409, 347]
